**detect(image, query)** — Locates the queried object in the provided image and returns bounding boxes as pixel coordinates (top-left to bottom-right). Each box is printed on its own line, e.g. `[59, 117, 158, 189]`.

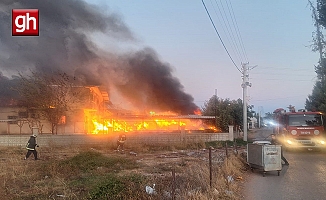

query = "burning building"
[0, 84, 217, 135]
[0, 0, 218, 134]
[84, 86, 217, 134]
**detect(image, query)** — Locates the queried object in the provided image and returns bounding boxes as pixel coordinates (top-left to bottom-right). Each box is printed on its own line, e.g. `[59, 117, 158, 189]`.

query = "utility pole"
[241, 63, 254, 141]
[258, 106, 260, 128]
[215, 89, 217, 128]
[258, 106, 263, 128]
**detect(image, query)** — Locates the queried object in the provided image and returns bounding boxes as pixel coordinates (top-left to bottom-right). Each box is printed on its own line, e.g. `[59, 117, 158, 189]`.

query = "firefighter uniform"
[117, 134, 126, 151]
[25, 135, 38, 160]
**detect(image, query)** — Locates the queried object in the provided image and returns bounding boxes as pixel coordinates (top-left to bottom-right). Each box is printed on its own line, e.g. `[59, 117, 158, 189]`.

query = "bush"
[0, 142, 247, 199]
[88, 174, 145, 199]
[206, 139, 247, 149]
[59, 151, 138, 174]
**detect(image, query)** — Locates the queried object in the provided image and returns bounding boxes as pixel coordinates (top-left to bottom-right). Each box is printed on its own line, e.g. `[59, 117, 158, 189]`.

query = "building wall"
[0, 107, 86, 135]
[0, 107, 27, 134]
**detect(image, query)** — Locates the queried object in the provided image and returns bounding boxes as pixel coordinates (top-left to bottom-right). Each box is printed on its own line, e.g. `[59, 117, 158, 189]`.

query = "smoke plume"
[0, 0, 198, 114]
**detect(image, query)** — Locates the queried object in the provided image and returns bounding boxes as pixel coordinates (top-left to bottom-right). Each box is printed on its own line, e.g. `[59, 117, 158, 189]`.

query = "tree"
[306, 0, 326, 113]
[261, 112, 274, 126]
[201, 95, 243, 132]
[306, 81, 326, 112]
[15, 71, 89, 134]
[264, 112, 274, 120]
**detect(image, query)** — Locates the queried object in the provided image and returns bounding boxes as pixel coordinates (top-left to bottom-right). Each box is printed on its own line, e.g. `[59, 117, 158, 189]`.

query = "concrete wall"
[0, 132, 232, 147]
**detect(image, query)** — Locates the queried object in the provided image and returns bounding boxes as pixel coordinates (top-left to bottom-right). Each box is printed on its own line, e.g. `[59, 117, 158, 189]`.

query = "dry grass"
[0, 141, 248, 200]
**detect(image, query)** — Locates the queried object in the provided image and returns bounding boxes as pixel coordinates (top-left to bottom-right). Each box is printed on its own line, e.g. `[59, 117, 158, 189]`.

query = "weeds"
[0, 141, 247, 199]
[206, 138, 247, 149]
[59, 151, 137, 174]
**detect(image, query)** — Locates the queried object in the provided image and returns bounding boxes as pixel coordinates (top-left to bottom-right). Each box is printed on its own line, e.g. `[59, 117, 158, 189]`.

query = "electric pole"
[258, 106, 263, 128]
[258, 106, 261, 128]
[215, 89, 217, 129]
[241, 63, 255, 141]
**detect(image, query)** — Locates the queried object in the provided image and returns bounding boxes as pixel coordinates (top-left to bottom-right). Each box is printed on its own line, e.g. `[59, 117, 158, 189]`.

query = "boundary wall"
[0, 132, 232, 147]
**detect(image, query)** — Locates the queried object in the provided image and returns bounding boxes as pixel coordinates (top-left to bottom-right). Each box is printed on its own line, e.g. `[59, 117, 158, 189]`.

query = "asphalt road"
[244, 128, 326, 200]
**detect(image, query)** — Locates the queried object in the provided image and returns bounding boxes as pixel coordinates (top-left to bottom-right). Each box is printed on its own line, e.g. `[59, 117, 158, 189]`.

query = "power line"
[227, 0, 248, 62]
[217, 0, 246, 63]
[201, 0, 241, 73]
[252, 95, 309, 102]
[251, 72, 315, 76]
[253, 66, 315, 71]
[211, 0, 242, 64]
[209, 0, 249, 64]
[251, 78, 316, 82]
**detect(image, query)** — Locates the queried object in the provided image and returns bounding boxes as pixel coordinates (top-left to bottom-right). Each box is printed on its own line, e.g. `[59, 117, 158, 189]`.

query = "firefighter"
[271, 134, 289, 165]
[117, 134, 126, 151]
[24, 134, 39, 160]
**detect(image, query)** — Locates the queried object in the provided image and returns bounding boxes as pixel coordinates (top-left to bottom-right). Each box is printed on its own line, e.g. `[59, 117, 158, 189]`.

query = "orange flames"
[194, 108, 202, 115]
[91, 118, 185, 134]
[85, 109, 214, 134]
[82, 86, 216, 134]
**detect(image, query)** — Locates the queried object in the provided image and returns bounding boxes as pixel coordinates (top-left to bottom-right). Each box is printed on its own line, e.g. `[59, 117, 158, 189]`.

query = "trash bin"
[247, 143, 282, 177]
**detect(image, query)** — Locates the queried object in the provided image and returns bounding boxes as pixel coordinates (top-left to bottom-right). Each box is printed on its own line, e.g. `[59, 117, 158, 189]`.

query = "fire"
[92, 119, 109, 134]
[91, 119, 135, 134]
[86, 110, 214, 134]
[194, 108, 202, 115]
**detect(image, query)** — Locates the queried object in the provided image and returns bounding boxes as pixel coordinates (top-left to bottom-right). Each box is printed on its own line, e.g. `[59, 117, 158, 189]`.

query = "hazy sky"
[87, 0, 318, 115]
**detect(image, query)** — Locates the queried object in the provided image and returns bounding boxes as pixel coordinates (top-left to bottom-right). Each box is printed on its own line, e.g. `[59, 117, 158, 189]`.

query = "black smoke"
[0, 72, 20, 106]
[0, 0, 198, 114]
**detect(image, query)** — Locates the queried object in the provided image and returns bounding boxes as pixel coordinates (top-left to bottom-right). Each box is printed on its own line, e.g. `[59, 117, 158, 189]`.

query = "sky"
[0, 0, 319, 116]
[86, 0, 319, 115]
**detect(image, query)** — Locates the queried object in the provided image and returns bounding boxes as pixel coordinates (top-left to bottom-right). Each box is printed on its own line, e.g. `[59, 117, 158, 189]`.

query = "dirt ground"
[1, 144, 249, 199]
[105, 146, 249, 199]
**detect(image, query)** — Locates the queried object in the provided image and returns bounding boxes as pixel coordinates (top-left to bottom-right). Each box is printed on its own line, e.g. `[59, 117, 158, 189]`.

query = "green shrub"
[205, 139, 247, 149]
[59, 151, 137, 173]
[87, 174, 145, 200]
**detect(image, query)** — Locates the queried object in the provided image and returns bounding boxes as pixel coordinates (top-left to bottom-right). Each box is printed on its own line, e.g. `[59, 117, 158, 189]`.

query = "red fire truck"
[273, 108, 326, 149]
